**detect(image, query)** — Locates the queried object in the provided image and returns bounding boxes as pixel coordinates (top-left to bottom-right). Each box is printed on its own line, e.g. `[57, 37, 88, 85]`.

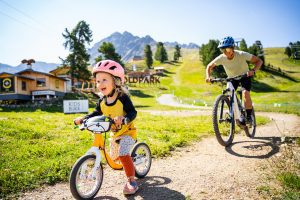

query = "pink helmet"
[92, 60, 125, 84]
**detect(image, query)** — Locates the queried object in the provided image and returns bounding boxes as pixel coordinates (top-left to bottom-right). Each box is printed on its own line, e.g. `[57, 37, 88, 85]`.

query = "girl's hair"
[113, 76, 129, 96]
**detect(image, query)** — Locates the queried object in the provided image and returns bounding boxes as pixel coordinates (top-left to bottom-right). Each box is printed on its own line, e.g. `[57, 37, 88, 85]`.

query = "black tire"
[131, 142, 152, 178]
[245, 108, 256, 138]
[69, 154, 103, 200]
[212, 94, 235, 147]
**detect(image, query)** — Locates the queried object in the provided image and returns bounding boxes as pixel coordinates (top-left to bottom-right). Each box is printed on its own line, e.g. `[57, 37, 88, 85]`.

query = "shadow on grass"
[135, 105, 151, 109]
[263, 68, 299, 82]
[130, 90, 153, 98]
[251, 80, 279, 92]
[164, 61, 182, 66]
[0, 106, 63, 113]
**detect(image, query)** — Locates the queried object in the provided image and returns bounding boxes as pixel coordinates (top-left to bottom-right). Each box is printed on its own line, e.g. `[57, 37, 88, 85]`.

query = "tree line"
[284, 41, 300, 60]
[62, 20, 182, 86]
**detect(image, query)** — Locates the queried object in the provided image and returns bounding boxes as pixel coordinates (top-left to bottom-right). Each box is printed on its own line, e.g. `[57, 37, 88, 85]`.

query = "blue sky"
[0, 0, 299, 66]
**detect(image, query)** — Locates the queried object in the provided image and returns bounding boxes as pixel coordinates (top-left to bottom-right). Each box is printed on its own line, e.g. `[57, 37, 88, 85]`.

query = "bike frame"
[85, 133, 123, 175]
[225, 81, 243, 122]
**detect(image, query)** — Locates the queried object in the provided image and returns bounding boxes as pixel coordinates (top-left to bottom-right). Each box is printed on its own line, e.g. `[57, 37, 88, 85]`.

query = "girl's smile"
[96, 72, 115, 96]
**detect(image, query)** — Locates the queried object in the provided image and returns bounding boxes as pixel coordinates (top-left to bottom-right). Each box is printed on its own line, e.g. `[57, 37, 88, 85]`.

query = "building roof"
[49, 66, 70, 76]
[0, 72, 35, 80]
[16, 69, 68, 81]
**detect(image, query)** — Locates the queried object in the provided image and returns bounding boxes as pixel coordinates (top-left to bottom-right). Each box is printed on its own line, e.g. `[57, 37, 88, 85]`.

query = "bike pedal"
[236, 119, 246, 128]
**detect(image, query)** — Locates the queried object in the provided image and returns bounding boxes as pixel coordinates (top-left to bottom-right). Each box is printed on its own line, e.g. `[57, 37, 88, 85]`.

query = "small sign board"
[32, 90, 55, 95]
[63, 100, 89, 114]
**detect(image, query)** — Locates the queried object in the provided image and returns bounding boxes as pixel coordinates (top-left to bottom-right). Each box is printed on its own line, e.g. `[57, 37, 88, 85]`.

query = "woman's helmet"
[92, 60, 125, 84]
[218, 36, 235, 48]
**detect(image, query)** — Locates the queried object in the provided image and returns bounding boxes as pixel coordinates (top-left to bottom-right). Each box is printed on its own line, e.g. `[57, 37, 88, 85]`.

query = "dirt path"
[18, 111, 300, 200]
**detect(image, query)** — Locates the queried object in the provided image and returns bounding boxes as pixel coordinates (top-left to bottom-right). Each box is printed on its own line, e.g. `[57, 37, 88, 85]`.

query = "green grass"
[151, 48, 300, 115]
[0, 47, 298, 198]
[277, 172, 300, 190]
[126, 48, 300, 115]
[0, 108, 268, 197]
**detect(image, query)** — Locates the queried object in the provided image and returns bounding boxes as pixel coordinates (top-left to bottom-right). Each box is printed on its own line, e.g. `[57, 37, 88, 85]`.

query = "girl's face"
[95, 72, 115, 96]
[221, 47, 234, 59]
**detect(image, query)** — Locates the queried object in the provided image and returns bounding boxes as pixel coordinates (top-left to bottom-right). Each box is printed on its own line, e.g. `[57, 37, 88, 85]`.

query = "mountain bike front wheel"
[69, 154, 103, 200]
[245, 108, 256, 138]
[212, 94, 235, 147]
[131, 142, 152, 178]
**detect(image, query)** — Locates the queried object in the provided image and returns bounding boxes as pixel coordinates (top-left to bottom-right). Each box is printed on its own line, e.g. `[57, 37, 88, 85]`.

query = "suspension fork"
[229, 92, 235, 120]
[232, 92, 242, 120]
[219, 97, 225, 121]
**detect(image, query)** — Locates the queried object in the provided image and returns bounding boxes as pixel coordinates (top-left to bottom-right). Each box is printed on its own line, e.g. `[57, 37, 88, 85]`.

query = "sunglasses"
[220, 48, 233, 53]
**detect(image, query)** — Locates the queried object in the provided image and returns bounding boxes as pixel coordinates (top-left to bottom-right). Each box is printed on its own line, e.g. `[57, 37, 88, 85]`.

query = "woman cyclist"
[206, 36, 263, 124]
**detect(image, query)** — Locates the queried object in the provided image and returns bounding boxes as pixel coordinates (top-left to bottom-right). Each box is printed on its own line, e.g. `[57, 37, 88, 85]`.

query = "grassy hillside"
[134, 48, 300, 115]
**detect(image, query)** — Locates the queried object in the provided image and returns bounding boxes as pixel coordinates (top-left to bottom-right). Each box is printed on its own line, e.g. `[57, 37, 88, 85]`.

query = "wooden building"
[0, 68, 68, 102]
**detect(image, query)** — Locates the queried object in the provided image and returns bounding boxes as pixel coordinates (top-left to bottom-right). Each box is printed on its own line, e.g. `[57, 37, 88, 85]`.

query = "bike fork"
[231, 93, 241, 121]
[83, 146, 102, 179]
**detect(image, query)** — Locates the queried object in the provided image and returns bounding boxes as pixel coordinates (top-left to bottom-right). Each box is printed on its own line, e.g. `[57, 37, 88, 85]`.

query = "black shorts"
[230, 76, 252, 91]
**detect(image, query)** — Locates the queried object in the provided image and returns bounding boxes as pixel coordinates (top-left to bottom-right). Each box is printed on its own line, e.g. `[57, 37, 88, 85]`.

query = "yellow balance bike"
[69, 116, 152, 200]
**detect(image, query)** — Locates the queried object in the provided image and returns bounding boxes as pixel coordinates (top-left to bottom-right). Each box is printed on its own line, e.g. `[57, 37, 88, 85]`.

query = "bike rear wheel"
[245, 108, 256, 138]
[69, 154, 103, 200]
[131, 142, 152, 178]
[212, 94, 235, 146]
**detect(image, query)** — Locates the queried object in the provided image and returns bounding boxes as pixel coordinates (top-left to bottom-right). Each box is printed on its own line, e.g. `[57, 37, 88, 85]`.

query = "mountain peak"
[88, 31, 198, 63]
[123, 31, 133, 36]
[111, 32, 122, 37]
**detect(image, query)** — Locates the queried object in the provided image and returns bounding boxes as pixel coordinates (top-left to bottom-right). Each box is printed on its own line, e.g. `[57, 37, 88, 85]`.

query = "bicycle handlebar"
[210, 73, 248, 83]
[75, 116, 128, 132]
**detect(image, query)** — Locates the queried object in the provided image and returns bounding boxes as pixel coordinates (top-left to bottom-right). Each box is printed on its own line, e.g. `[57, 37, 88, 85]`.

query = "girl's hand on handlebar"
[113, 116, 125, 126]
[74, 117, 84, 125]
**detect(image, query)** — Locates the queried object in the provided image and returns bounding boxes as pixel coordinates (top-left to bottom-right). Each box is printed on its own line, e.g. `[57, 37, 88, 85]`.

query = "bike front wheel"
[212, 94, 235, 146]
[131, 142, 152, 178]
[69, 154, 103, 200]
[245, 108, 256, 138]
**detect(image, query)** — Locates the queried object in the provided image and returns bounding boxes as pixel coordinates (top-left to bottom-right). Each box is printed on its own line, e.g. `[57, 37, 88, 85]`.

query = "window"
[36, 78, 46, 87]
[22, 81, 26, 91]
[55, 80, 59, 89]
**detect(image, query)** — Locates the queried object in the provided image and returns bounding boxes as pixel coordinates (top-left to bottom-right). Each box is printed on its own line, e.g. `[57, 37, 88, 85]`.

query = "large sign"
[63, 100, 89, 114]
[0, 77, 15, 93]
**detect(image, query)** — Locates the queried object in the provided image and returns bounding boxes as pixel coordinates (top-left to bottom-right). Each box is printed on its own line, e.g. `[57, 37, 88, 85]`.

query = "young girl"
[74, 60, 138, 195]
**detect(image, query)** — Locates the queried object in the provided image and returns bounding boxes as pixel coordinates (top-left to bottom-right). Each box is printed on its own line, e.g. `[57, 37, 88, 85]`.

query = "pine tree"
[199, 39, 226, 77]
[155, 42, 168, 63]
[173, 44, 181, 62]
[144, 44, 153, 69]
[199, 40, 220, 66]
[284, 46, 292, 58]
[239, 39, 248, 52]
[249, 41, 265, 66]
[62, 20, 93, 86]
[95, 42, 124, 66]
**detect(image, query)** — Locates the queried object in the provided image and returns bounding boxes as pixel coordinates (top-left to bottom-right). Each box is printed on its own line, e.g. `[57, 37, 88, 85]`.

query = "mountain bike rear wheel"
[245, 108, 256, 138]
[131, 142, 152, 178]
[70, 154, 103, 200]
[212, 94, 235, 146]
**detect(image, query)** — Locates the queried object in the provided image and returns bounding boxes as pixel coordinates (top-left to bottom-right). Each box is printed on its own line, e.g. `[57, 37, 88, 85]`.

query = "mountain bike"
[69, 116, 152, 200]
[211, 73, 256, 147]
